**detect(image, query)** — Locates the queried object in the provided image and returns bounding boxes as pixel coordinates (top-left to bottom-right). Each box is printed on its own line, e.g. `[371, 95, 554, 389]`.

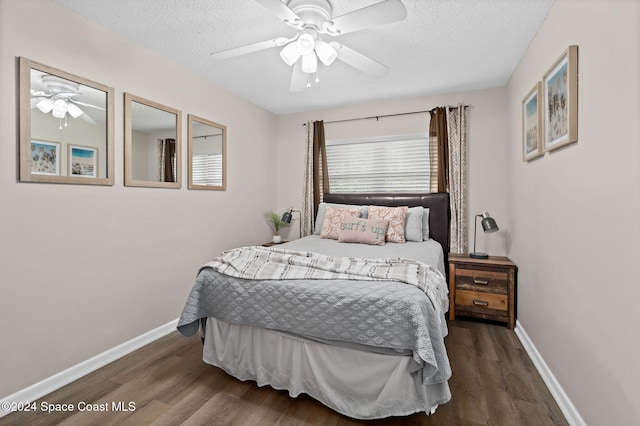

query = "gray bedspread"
[177, 266, 452, 385]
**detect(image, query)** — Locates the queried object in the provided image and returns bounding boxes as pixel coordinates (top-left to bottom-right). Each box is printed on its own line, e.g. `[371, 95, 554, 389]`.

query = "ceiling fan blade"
[210, 37, 289, 60]
[70, 99, 106, 111]
[290, 61, 308, 92]
[79, 112, 98, 125]
[322, 0, 407, 35]
[255, 0, 303, 28]
[330, 42, 388, 78]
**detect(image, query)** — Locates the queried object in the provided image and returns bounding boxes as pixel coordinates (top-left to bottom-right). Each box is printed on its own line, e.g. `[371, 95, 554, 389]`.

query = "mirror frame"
[19, 57, 115, 185]
[124, 93, 182, 189]
[187, 114, 227, 191]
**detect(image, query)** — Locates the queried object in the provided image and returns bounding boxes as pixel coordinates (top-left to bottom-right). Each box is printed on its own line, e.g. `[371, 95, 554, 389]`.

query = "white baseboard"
[514, 320, 586, 426]
[0, 318, 178, 419]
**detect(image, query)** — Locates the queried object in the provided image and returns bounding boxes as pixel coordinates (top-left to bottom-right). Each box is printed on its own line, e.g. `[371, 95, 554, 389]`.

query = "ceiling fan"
[210, 0, 407, 92]
[31, 75, 104, 128]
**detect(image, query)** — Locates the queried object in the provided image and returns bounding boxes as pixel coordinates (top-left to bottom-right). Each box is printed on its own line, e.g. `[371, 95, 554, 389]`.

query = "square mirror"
[19, 57, 114, 185]
[124, 93, 182, 188]
[187, 114, 226, 191]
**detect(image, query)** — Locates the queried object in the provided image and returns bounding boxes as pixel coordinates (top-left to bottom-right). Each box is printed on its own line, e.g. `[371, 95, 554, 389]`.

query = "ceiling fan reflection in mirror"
[31, 75, 105, 129]
[210, 0, 407, 92]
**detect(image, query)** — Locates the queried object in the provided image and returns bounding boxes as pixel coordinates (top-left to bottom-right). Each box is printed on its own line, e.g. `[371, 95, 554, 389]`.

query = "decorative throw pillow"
[338, 217, 389, 245]
[320, 207, 362, 240]
[405, 206, 424, 242]
[368, 206, 408, 243]
[314, 203, 367, 235]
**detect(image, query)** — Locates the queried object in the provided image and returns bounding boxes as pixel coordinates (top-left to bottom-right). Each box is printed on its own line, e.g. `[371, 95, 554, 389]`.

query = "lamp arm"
[473, 214, 481, 254]
[286, 208, 303, 239]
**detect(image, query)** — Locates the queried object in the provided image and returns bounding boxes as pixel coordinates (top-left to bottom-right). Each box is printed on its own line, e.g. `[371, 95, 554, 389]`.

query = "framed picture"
[522, 82, 543, 161]
[30, 140, 60, 175]
[68, 145, 98, 178]
[543, 45, 578, 152]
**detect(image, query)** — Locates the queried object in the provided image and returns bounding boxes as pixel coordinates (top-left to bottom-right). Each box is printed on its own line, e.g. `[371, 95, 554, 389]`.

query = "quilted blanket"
[206, 245, 447, 316]
[177, 246, 451, 384]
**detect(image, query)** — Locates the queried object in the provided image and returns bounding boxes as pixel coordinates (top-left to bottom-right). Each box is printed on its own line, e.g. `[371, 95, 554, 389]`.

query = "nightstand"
[448, 254, 517, 329]
[262, 241, 288, 247]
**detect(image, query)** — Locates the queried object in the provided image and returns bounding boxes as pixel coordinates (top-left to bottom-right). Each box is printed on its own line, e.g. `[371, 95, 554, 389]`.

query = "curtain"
[429, 107, 449, 193]
[164, 138, 176, 182]
[312, 121, 328, 216]
[301, 121, 314, 236]
[157, 138, 176, 182]
[301, 120, 328, 236]
[446, 105, 468, 254]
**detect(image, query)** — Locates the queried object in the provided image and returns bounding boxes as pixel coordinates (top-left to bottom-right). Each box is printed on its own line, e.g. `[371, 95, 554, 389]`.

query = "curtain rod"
[193, 134, 220, 139]
[302, 105, 469, 126]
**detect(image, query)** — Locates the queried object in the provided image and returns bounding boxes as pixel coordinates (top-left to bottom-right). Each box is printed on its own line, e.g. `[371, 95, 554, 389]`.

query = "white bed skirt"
[203, 317, 451, 420]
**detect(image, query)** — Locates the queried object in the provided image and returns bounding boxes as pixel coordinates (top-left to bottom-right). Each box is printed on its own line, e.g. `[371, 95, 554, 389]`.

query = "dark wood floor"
[0, 319, 567, 425]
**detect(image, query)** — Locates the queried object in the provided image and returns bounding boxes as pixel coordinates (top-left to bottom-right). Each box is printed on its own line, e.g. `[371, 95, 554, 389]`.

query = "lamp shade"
[315, 39, 337, 66]
[51, 99, 68, 119]
[281, 210, 293, 224]
[66, 102, 84, 118]
[280, 42, 301, 66]
[36, 98, 54, 113]
[480, 212, 499, 233]
[301, 52, 318, 73]
[470, 211, 499, 259]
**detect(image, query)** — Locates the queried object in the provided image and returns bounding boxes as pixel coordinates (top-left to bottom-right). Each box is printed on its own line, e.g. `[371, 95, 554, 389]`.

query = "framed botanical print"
[543, 45, 578, 152]
[30, 140, 60, 175]
[522, 82, 543, 161]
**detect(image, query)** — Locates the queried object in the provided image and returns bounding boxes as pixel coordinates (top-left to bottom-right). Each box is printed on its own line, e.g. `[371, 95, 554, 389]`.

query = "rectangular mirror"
[124, 93, 182, 188]
[188, 114, 227, 191]
[19, 57, 114, 185]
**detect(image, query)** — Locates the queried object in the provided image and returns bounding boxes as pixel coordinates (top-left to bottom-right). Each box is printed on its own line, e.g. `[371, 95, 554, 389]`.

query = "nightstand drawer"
[455, 290, 508, 312]
[455, 267, 508, 293]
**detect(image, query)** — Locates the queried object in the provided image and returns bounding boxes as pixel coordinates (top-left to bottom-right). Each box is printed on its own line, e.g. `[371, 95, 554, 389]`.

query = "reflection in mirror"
[188, 115, 227, 190]
[124, 93, 182, 188]
[19, 57, 114, 185]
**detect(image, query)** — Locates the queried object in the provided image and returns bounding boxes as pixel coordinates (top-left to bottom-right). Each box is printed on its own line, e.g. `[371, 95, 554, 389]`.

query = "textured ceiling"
[51, 0, 554, 115]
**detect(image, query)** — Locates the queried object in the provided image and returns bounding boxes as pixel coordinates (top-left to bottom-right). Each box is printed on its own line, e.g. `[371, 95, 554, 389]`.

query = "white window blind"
[325, 136, 430, 193]
[192, 154, 223, 186]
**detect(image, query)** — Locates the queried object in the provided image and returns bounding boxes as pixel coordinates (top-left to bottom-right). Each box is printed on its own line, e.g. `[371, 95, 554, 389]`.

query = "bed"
[177, 193, 452, 420]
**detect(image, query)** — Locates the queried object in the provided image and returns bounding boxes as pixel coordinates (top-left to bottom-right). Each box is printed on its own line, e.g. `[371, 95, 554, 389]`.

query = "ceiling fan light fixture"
[296, 32, 316, 56]
[67, 102, 84, 118]
[280, 41, 301, 66]
[315, 39, 337, 66]
[52, 99, 68, 119]
[36, 98, 54, 113]
[301, 52, 318, 73]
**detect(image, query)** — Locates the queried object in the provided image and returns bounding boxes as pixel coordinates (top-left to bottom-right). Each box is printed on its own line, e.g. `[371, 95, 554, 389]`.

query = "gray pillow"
[405, 206, 424, 242]
[422, 208, 430, 240]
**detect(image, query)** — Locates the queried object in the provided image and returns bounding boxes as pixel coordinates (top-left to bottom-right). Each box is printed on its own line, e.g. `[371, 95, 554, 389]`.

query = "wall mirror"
[19, 57, 114, 185]
[187, 114, 227, 190]
[124, 93, 182, 188]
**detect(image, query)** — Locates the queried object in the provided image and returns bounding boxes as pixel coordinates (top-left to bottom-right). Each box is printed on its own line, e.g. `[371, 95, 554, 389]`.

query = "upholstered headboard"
[322, 192, 451, 263]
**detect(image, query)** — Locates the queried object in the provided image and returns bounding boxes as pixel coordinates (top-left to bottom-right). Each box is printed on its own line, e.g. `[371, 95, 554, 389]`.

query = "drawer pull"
[473, 278, 489, 285]
[473, 299, 489, 306]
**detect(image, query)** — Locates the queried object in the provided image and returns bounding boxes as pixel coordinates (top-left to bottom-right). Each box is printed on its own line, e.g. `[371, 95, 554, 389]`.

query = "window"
[192, 154, 223, 186]
[325, 136, 430, 193]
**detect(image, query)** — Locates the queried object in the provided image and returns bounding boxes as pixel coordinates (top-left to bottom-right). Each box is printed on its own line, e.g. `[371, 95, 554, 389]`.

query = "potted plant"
[264, 211, 289, 243]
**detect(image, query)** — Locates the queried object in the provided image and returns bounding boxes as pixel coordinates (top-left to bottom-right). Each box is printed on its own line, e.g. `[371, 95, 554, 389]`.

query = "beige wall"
[275, 88, 509, 257]
[0, 0, 277, 398]
[506, 0, 640, 424]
